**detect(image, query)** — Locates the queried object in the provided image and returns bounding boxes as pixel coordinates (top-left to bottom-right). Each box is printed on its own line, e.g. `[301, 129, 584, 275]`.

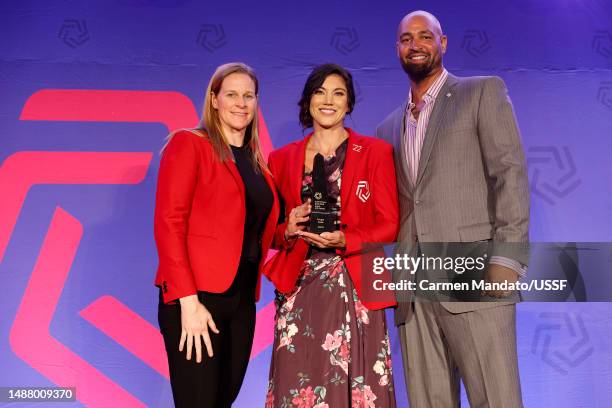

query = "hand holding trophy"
[296, 153, 346, 248]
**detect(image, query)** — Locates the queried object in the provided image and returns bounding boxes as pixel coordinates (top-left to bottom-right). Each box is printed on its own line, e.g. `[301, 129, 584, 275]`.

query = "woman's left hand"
[298, 230, 345, 249]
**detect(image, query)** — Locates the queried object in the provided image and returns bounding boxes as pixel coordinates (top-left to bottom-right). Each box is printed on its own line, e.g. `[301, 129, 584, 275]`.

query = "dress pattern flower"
[267, 140, 396, 407]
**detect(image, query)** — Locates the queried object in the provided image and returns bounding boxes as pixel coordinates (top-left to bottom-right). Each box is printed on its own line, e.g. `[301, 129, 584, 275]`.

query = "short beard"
[402, 49, 444, 84]
[401, 59, 435, 83]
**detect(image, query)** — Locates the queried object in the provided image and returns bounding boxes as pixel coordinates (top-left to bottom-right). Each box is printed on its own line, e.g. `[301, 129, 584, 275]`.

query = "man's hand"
[484, 263, 519, 298]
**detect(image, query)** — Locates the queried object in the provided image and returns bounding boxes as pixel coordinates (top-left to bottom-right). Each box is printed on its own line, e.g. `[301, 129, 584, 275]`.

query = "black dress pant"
[158, 260, 257, 408]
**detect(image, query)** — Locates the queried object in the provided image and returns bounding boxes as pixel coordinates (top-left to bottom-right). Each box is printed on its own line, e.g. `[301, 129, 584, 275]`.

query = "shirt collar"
[407, 68, 449, 108]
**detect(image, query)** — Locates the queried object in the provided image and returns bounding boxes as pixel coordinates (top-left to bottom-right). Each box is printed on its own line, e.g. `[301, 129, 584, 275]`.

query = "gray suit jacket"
[376, 73, 530, 324]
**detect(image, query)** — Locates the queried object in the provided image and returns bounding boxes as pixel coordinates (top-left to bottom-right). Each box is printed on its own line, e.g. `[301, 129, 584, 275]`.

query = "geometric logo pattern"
[330, 27, 360, 55]
[592, 30, 612, 58]
[461, 29, 491, 57]
[196, 24, 228, 52]
[597, 81, 612, 111]
[527, 146, 581, 205]
[532, 313, 594, 375]
[356, 180, 370, 203]
[58, 19, 90, 48]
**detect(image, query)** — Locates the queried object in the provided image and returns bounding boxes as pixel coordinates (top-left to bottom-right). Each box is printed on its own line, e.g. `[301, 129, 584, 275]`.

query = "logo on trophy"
[309, 153, 337, 233]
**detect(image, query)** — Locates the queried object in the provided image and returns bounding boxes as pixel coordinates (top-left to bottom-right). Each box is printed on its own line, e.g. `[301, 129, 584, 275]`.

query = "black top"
[230, 143, 273, 264]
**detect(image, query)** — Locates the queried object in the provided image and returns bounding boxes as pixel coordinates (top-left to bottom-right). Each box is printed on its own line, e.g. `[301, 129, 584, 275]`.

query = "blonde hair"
[163, 62, 268, 173]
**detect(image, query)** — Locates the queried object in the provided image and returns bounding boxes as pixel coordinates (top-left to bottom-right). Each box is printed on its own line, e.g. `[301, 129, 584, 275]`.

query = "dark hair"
[298, 63, 356, 129]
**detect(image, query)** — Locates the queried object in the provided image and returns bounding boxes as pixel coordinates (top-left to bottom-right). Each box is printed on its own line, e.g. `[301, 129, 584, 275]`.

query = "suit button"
[415, 200, 421, 205]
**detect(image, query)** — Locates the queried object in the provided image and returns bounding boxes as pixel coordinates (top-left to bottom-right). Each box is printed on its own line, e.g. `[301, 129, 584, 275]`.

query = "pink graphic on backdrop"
[80, 296, 171, 379]
[250, 301, 276, 359]
[20, 89, 200, 131]
[0, 151, 152, 263]
[19, 88, 274, 157]
[10, 208, 147, 407]
[79, 294, 277, 379]
[3, 152, 150, 407]
[4, 89, 277, 406]
[258, 109, 274, 160]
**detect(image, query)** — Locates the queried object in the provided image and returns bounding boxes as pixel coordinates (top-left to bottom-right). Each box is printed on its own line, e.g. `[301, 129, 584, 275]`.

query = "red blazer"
[264, 129, 399, 310]
[154, 130, 280, 304]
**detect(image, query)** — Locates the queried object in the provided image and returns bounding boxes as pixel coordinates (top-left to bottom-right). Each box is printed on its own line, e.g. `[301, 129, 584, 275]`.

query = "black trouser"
[158, 260, 257, 408]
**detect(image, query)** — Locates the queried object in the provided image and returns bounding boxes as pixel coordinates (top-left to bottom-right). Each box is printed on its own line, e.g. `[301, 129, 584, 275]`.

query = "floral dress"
[266, 140, 396, 408]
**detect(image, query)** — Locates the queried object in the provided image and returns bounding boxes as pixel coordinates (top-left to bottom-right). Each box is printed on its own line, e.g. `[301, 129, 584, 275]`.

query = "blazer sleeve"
[476, 77, 530, 265]
[154, 132, 200, 303]
[340, 142, 400, 257]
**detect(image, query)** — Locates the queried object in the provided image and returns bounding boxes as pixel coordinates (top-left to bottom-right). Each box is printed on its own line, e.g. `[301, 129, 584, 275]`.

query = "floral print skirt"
[266, 252, 396, 408]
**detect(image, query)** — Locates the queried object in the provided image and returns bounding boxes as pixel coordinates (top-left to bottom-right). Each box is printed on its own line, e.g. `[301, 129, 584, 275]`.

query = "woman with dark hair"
[154, 62, 279, 407]
[264, 63, 399, 407]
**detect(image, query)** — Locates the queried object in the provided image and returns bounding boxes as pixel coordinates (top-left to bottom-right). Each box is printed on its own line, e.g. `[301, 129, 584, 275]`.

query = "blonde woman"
[154, 62, 279, 407]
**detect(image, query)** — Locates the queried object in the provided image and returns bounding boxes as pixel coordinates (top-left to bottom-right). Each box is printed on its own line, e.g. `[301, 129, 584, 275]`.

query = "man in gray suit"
[375, 10, 530, 408]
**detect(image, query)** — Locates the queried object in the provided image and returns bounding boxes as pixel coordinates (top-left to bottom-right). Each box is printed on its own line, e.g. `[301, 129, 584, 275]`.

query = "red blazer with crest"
[154, 130, 280, 304]
[264, 128, 399, 310]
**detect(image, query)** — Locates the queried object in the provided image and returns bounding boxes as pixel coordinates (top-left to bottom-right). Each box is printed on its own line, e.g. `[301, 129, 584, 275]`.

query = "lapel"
[262, 164, 278, 204]
[289, 134, 311, 205]
[415, 73, 459, 187]
[261, 162, 280, 228]
[340, 128, 360, 211]
[390, 103, 406, 151]
[392, 100, 413, 196]
[224, 155, 245, 198]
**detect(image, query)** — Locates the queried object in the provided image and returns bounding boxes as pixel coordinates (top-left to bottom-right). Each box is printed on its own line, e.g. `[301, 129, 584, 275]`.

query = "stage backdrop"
[1, 0, 612, 407]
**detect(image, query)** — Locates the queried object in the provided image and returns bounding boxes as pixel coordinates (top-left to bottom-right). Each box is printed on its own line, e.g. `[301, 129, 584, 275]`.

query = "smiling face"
[396, 13, 447, 82]
[308, 74, 349, 130]
[211, 72, 257, 138]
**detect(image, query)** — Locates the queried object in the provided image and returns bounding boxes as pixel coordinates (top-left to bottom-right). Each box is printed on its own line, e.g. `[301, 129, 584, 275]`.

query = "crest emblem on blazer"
[352, 143, 363, 152]
[356, 181, 370, 203]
